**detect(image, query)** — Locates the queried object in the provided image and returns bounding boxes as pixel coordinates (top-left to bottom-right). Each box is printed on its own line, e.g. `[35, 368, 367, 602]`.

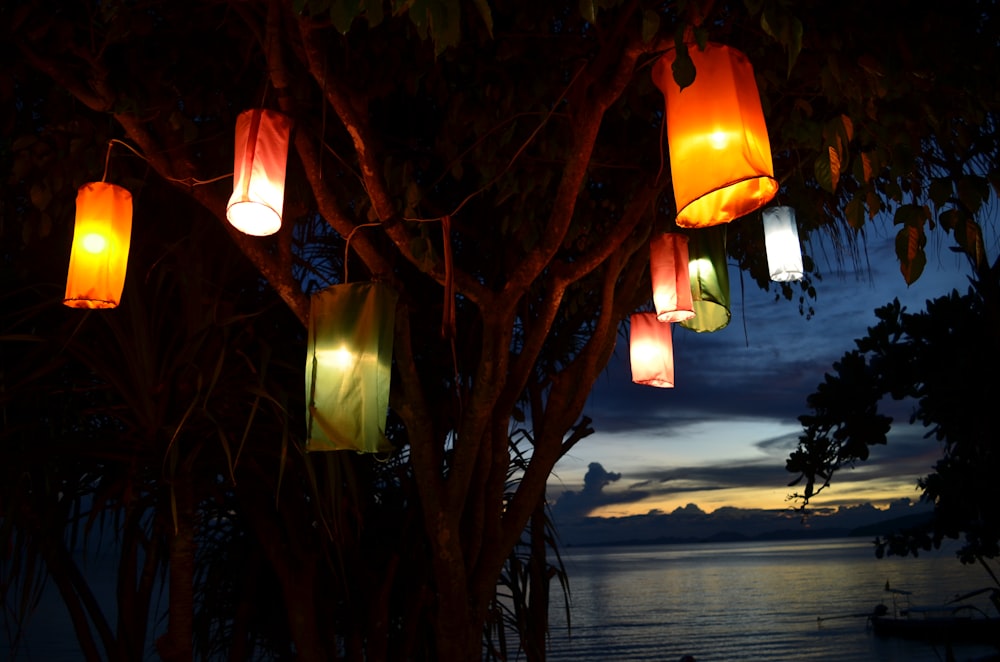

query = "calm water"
[545, 537, 1000, 661]
[11, 537, 999, 661]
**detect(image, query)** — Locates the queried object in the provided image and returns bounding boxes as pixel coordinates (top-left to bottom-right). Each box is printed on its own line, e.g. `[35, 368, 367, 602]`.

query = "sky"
[547, 208, 997, 541]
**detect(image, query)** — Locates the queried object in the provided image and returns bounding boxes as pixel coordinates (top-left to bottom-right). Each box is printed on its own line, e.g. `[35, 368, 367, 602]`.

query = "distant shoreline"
[564, 511, 934, 549]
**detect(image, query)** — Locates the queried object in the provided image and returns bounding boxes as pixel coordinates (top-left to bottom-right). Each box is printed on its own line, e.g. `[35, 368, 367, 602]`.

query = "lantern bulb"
[81, 233, 108, 254]
[708, 130, 729, 150]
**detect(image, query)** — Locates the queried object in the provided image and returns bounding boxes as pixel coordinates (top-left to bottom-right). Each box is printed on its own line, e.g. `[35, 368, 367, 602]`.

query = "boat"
[867, 584, 1000, 645]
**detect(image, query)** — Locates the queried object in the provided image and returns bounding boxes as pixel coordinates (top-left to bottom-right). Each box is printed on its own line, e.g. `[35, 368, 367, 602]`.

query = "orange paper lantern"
[629, 312, 675, 388]
[653, 43, 778, 228]
[650, 232, 695, 323]
[227, 108, 293, 237]
[64, 182, 132, 309]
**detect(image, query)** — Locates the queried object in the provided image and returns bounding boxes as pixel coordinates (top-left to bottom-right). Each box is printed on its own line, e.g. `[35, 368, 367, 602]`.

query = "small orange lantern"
[629, 312, 675, 388]
[762, 205, 804, 282]
[64, 182, 132, 309]
[226, 108, 293, 237]
[650, 232, 695, 323]
[653, 43, 778, 228]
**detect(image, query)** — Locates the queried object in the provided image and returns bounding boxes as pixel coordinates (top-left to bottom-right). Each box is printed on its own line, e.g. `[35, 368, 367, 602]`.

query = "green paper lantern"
[679, 226, 731, 333]
[306, 282, 398, 453]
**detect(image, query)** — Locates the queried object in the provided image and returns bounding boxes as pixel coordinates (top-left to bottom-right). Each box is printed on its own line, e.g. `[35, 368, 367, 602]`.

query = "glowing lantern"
[306, 282, 398, 453]
[653, 43, 778, 228]
[650, 232, 695, 323]
[63, 182, 132, 309]
[629, 312, 674, 388]
[226, 108, 293, 237]
[762, 205, 804, 282]
[679, 226, 730, 333]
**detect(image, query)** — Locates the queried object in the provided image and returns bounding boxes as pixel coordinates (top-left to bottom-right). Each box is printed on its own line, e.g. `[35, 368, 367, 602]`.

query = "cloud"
[548, 462, 934, 547]
[550, 462, 647, 521]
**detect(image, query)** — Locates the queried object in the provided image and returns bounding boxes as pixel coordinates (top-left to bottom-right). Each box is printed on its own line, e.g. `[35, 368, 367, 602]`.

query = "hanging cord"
[440, 215, 456, 341]
[438, 215, 463, 426]
[342, 222, 380, 284]
[656, 106, 667, 185]
[103, 138, 233, 187]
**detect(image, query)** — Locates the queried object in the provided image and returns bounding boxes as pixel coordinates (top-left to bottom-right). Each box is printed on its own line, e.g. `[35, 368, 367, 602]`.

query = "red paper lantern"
[629, 312, 675, 388]
[227, 109, 293, 237]
[653, 43, 778, 228]
[650, 232, 695, 323]
[63, 182, 132, 309]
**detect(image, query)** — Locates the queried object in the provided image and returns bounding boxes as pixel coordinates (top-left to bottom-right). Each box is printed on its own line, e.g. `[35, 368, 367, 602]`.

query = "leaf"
[671, 46, 696, 91]
[579, 0, 596, 24]
[641, 9, 659, 43]
[405, 180, 422, 217]
[813, 146, 839, 194]
[472, 0, 492, 38]
[927, 178, 952, 208]
[892, 203, 930, 228]
[866, 188, 881, 219]
[845, 194, 865, 230]
[895, 225, 926, 285]
[29, 182, 52, 211]
[760, 7, 803, 75]
[954, 217, 986, 271]
[956, 175, 988, 214]
[861, 151, 874, 186]
[330, 0, 360, 34]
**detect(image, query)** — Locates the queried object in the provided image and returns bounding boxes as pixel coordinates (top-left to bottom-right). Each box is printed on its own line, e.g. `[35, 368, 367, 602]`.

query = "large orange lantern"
[762, 205, 804, 282]
[63, 182, 132, 309]
[630, 312, 675, 388]
[226, 108, 293, 237]
[679, 226, 730, 333]
[653, 43, 778, 228]
[650, 232, 695, 323]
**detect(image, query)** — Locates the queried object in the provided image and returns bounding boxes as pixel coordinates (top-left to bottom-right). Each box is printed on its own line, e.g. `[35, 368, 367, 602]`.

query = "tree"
[3, 0, 1000, 660]
[786, 254, 1000, 584]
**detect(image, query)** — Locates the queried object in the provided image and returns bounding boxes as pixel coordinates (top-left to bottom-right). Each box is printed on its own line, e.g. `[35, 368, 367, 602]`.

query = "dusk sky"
[547, 208, 996, 533]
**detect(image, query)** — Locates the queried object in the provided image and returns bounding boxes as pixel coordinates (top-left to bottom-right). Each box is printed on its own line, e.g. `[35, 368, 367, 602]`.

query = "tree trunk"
[156, 470, 196, 662]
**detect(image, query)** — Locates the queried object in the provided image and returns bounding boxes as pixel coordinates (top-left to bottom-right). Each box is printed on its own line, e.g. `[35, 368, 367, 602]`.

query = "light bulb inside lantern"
[81, 233, 108, 254]
[708, 130, 729, 150]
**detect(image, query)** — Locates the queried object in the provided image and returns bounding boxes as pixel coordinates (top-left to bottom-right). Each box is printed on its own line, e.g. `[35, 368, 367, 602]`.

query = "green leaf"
[892, 203, 930, 228]
[954, 217, 986, 270]
[813, 147, 839, 194]
[927, 177, 952, 208]
[579, 0, 596, 24]
[29, 182, 52, 211]
[895, 225, 926, 285]
[329, 0, 360, 34]
[364, 0, 385, 27]
[672, 45, 696, 91]
[760, 7, 803, 76]
[956, 175, 988, 214]
[472, 0, 492, 38]
[641, 9, 659, 44]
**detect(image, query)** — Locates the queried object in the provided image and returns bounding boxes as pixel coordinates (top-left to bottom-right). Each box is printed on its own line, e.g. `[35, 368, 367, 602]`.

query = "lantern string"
[104, 139, 233, 187]
[342, 221, 381, 284]
[441, 215, 456, 341]
[655, 108, 666, 185]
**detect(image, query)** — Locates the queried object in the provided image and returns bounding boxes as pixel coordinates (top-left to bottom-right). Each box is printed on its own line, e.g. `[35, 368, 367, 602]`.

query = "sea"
[9, 537, 999, 661]
[544, 537, 1000, 661]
